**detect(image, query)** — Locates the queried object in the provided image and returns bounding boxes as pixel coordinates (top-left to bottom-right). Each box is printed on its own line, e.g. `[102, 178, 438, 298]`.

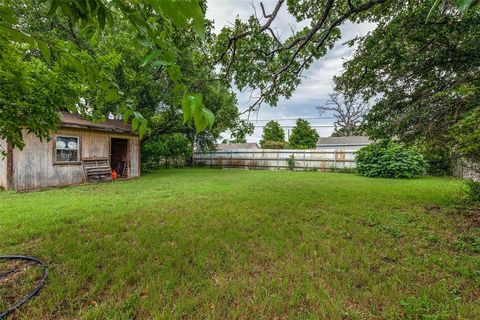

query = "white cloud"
[206, 1, 376, 142]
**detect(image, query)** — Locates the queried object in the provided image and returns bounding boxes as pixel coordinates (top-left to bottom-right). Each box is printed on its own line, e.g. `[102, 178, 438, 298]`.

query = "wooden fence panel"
[194, 149, 358, 171]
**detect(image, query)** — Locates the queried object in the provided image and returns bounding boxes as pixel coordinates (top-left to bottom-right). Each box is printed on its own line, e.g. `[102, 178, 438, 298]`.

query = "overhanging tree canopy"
[335, 1, 479, 150]
[0, 0, 476, 155]
[0, 0, 212, 154]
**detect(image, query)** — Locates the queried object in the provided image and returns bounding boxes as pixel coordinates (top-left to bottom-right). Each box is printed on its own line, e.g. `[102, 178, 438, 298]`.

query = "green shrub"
[356, 141, 427, 178]
[141, 133, 192, 172]
[464, 179, 480, 203]
[287, 154, 295, 170]
[419, 145, 453, 176]
[262, 140, 285, 149]
[337, 167, 356, 174]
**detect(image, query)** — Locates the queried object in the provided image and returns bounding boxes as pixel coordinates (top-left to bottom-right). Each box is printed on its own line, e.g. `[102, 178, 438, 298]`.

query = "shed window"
[55, 136, 80, 162]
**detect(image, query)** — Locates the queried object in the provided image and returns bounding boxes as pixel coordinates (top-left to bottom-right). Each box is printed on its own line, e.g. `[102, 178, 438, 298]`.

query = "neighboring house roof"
[60, 111, 133, 134]
[216, 143, 260, 150]
[316, 136, 372, 147]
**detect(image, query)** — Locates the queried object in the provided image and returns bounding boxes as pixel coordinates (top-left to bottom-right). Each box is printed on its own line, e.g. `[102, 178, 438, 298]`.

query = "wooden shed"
[0, 112, 140, 191]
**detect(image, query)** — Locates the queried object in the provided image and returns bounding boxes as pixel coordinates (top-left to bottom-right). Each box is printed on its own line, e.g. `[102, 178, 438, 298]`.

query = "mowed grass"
[0, 169, 479, 319]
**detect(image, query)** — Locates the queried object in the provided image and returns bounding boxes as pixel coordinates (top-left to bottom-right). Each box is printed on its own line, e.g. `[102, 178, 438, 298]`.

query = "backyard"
[0, 169, 479, 319]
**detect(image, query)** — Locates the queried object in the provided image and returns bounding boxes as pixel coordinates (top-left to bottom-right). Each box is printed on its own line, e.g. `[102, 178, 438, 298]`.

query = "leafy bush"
[337, 167, 357, 174]
[464, 179, 480, 203]
[141, 133, 192, 172]
[356, 142, 427, 178]
[262, 140, 285, 149]
[419, 145, 453, 176]
[287, 154, 295, 170]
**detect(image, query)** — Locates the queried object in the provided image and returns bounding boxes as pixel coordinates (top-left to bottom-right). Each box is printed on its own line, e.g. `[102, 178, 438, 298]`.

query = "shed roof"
[60, 112, 134, 134]
[316, 136, 371, 146]
[216, 143, 260, 150]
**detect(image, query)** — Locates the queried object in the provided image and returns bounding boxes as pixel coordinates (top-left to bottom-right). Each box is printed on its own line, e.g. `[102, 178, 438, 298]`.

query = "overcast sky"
[206, 0, 375, 142]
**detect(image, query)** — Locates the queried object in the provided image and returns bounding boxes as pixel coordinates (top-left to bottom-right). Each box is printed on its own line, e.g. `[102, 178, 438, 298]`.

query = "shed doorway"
[111, 138, 129, 178]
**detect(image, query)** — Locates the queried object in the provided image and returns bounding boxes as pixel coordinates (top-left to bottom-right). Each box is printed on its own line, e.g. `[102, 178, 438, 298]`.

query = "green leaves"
[37, 40, 51, 63]
[202, 108, 215, 130]
[426, 0, 441, 21]
[0, 41, 68, 151]
[47, 0, 113, 30]
[260, 121, 285, 148]
[145, 0, 205, 39]
[0, 0, 212, 153]
[104, 88, 120, 102]
[141, 49, 174, 68]
[181, 93, 215, 133]
[0, 10, 51, 63]
[288, 118, 319, 149]
[97, 4, 108, 30]
[337, 1, 479, 156]
[456, 0, 475, 12]
[428, 0, 475, 20]
[450, 108, 480, 163]
[129, 111, 148, 139]
[0, 5, 17, 24]
[141, 50, 162, 66]
[356, 142, 427, 178]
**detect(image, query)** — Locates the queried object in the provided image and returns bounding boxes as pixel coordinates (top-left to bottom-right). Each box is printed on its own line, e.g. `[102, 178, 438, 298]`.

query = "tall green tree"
[260, 121, 285, 149]
[1, 0, 475, 155]
[288, 119, 320, 149]
[211, 0, 474, 116]
[335, 1, 479, 164]
[0, 0, 211, 152]
[0, 40, 80, 154]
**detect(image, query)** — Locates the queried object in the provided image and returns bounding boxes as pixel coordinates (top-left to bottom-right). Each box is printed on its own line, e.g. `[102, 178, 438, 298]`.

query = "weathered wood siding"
[0, 138, 7, 189]
[129, 135, 141, 177]
[12, 128, 140, 191]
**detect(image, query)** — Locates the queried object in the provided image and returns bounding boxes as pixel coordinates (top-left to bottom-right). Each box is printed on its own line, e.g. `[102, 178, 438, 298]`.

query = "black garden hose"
[0, 255, 48, 319]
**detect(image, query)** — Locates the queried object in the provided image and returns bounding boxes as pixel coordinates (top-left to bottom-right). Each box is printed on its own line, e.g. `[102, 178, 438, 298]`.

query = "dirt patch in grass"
[0, 259, 45, 316]
[457, 204, 480, 229]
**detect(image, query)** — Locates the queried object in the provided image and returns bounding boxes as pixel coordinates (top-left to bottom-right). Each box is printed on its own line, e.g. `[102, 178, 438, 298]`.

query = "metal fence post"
[262, 149, 264, 169]
[333, 150, 337, 171]
[303, 150, 306, 170]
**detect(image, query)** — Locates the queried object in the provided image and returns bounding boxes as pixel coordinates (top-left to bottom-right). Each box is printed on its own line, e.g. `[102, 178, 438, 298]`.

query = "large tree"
[288, 119, 320, 149]
[0, 39, 78, 154]
[317, 93, 368, 137]
[213, 0, 392, 112]
[1, 0, 475, 156]
[0, 0, 252, 157]
[335, 1, 480, 150]
[0, 0, 212, 153]
[260, 121, 286, 149]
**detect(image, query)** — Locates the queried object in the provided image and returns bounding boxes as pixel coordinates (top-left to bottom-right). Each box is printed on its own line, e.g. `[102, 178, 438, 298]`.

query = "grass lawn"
[0, 169, 479, 319]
